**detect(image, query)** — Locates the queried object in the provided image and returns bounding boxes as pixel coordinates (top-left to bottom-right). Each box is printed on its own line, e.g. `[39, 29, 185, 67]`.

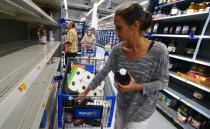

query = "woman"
[81, 30, 96, 52]
[79, 1, 169, 129]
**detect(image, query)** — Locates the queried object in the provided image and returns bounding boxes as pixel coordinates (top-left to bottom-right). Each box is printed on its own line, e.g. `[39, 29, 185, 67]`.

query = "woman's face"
[87, 31, 91, 36]
[114, 15, 139, 42]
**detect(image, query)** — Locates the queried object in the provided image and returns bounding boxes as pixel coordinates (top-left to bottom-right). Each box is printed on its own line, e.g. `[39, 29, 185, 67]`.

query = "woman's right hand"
[76, 87, 91, 104]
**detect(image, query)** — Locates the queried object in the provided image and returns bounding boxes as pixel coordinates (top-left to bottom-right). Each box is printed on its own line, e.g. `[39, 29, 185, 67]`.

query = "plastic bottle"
[114, 68, 131, 86]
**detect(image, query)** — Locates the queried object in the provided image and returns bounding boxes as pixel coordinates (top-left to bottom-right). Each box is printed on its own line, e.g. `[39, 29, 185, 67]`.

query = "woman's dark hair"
[115, 1, 152, 33]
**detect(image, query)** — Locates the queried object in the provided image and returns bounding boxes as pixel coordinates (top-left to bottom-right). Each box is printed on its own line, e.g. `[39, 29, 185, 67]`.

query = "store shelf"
[0, 58, 60, 129]
[153, 11, 209, 22]
[0, 41, 60, 127]
[151, 34, 200, 39]
[165, 86, 210, 119]
[169, 72, 210, 93]
[169, 54, 193, 62]
[0, 0, 58, 26]
[163, 87, 183, 100]
[156, 101, 195, 129]
[194, 59, 210, 67]
[155, 0, 185, 9]
[202, 35, 210, 39]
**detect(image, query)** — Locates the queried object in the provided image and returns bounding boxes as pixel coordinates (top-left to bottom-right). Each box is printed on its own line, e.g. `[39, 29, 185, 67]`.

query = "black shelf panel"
[165, 85, 210, 119]
[157, 101, 195, 129]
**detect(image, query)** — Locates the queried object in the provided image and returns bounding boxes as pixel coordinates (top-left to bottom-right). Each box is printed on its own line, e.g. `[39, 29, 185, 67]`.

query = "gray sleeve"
[88, 46, 117, 90]
[142, 44, 169, 95]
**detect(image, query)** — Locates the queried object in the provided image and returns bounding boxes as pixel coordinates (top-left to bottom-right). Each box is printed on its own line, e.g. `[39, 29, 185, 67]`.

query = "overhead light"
[97, 1, 148, 22]
[86, 9, 93, 17]
[97, 0, 105, 6]
[98, 14, 114, 22]
[64, 0, 68, 9]
[140, 0, 148, 5]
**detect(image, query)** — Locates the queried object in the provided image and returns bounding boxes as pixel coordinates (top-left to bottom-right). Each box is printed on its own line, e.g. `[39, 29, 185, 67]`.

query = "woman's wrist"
[134, 82, 143, 92]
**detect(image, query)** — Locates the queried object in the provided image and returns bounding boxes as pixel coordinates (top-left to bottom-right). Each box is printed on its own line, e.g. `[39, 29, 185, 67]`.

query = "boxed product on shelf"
[176, 72, 210, 88]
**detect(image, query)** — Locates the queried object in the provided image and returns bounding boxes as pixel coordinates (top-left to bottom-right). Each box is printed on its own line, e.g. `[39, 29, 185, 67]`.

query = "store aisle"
[108, 110, 176, 129]
[147, 110, 176, 129]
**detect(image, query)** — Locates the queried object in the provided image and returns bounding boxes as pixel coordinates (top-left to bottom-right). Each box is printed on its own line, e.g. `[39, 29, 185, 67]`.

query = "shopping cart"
[81, 43, 97, 57]
[57, 57, 116, 129]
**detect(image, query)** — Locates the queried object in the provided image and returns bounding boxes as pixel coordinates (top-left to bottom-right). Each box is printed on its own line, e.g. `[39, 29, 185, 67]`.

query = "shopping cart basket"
[57, 57, 116, 129]
[81, 43, 97, 57]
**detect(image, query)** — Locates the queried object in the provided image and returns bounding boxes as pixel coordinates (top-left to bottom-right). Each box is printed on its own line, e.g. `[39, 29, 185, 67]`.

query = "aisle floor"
[147, 110, 176, 129]
[109, 110, 176, 129]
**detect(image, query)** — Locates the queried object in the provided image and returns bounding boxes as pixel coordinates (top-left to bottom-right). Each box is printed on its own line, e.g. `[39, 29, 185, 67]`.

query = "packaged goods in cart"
[67, 68, 94, 92]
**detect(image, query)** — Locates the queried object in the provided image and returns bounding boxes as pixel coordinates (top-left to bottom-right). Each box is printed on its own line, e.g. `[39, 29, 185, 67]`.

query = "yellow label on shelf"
[21, 82, 27, 90]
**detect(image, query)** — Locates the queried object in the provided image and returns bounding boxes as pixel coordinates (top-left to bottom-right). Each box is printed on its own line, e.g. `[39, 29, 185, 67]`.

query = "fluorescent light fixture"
[64, 0, 68, 9]
[98, 1, 148, 22]
[86, 9, 93, 17]
[140, 0, 148, 5]
[98, 21, 114, 27]
[98, 14, 114, 22]
[97, 0, 105, 6]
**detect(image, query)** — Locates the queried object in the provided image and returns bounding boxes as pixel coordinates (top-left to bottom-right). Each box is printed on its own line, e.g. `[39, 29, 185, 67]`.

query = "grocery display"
[149, 0, 210, 128]
[1, 0, 210, 129]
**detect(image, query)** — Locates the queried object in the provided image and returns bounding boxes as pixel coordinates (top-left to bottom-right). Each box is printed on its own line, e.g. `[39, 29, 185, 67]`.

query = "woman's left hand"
[115, 75, 143, 93]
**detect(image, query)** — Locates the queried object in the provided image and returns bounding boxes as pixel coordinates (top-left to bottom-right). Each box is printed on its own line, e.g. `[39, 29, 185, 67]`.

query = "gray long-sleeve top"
[89, 41, 169, 122]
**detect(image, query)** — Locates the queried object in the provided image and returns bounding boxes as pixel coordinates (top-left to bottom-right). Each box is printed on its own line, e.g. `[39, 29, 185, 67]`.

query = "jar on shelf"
[181, 25, 190, 35]
[159, 0, 163, 5]
[187, 2, 196, 15]
[168, 40, 176, 53]
[152, 23, 159, 33]
[170, 4, 178, 16]
[198, 2, 207, 12]
[190, 26, 197, 35]
[175, 25, 182, 34]
[167, 0, 172, 4]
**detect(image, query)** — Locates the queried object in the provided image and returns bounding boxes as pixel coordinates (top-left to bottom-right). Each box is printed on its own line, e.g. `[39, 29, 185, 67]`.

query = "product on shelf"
[198, 2, 208, 12]
[169, 26, 174, 34]
[170, 4, 179, 16]
[177, 105, 193, 123]
[185, 47, 195, 56]
[163, 26, 169, 34]
[181, 25, 190, 35]
[114, 68, 131, 86]
[187, 2, 199, 15]
[193, 91, 206, 100]
[175, 26, 182, 34]
[168, 40, 176, 53]
[191, 114, 203, 129]
[167, 0, 172, 4]
[152, 23, 159, 33]
[159, 0, 163, 5]
[190, 26, 197, 35]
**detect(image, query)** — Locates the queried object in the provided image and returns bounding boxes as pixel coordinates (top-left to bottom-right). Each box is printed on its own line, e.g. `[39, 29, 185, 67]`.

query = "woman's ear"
[131, 21, 140, 32]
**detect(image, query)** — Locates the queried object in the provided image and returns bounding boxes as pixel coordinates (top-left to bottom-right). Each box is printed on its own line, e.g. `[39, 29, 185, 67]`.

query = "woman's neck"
[125, 36, 145, 50]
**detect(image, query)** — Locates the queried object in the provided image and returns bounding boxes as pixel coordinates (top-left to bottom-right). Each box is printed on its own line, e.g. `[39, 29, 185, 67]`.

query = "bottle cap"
[119, 68, 127, 76]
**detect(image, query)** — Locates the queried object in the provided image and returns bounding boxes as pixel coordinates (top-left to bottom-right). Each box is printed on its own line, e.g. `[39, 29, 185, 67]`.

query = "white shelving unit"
[151, 34, 200, 38]
[153, 10, 209, 22]
[0, 0, 58, 26]
[0, 42, 60, 127]
[169, 54, 193, 62]
[0, 58, 60, 129]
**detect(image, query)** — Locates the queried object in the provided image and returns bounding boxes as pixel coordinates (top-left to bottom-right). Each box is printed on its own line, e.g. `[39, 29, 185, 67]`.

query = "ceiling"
[63, 0, 148, 28]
